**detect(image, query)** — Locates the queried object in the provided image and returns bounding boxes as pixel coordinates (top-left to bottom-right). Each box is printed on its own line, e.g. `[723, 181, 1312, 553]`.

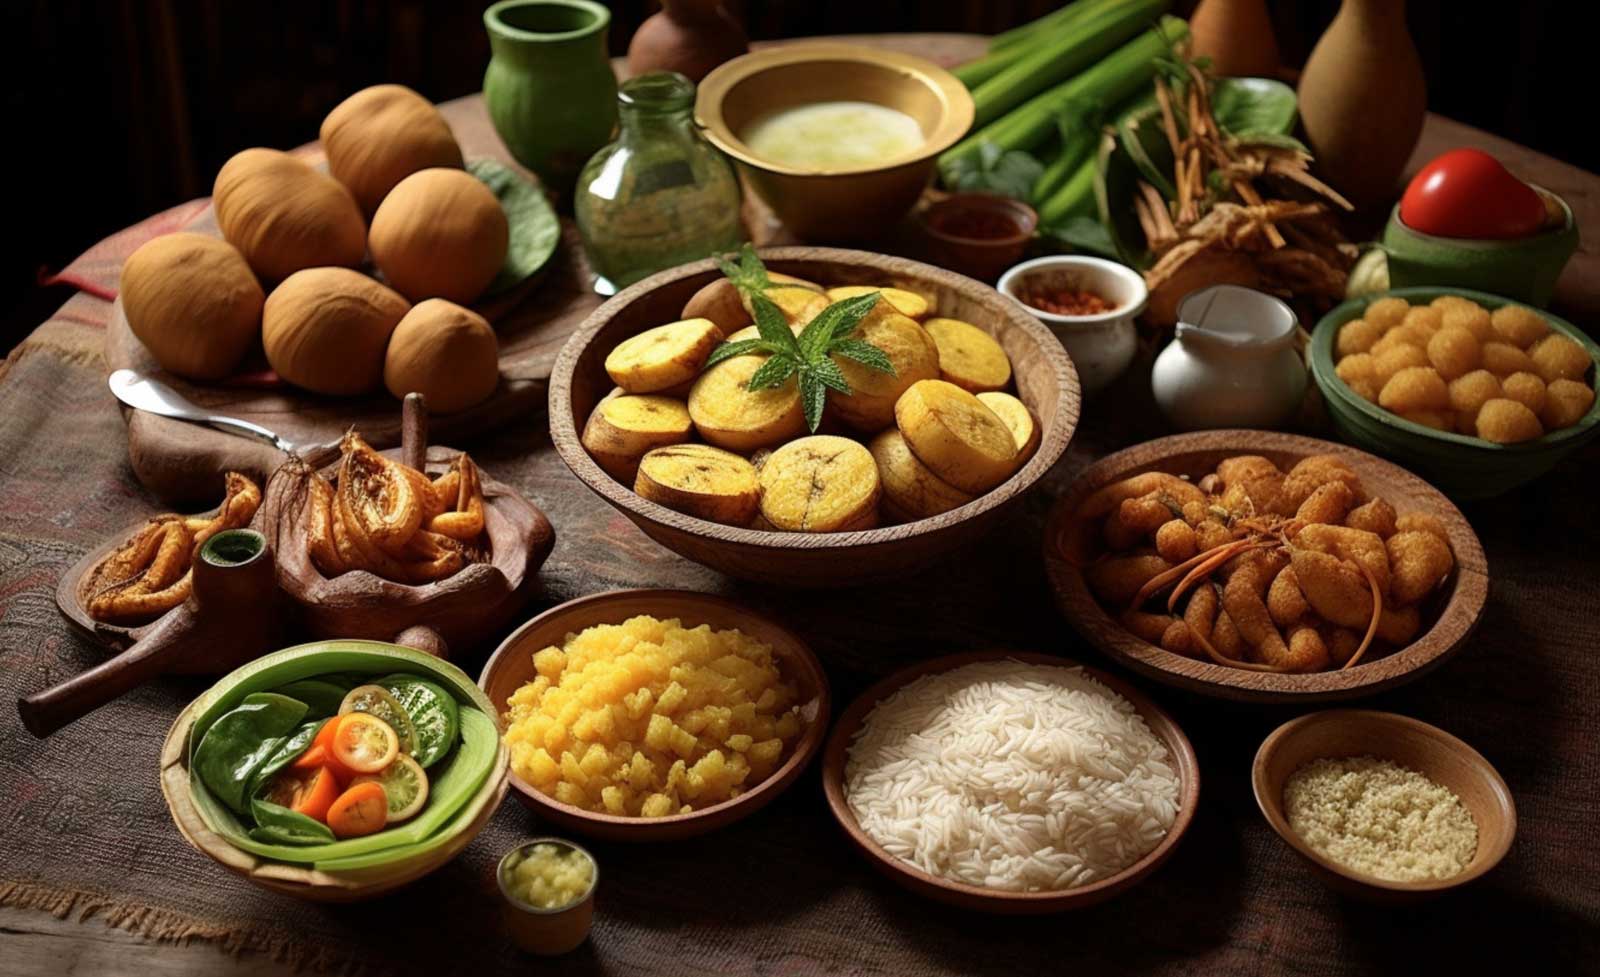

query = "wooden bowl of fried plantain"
[1043, 430, 1488, 702]
[549, 246, 1080, 587]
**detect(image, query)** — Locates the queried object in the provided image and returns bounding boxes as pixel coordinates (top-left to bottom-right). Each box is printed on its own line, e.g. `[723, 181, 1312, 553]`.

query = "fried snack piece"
[1399, 409, 1452, 431]
[1160, 619, 1193, 655]
[1372, 345, 1430, 387]
[1289, 549, 1373, 631]
[1336, 319, 1382, 357]
[976, 392, 1041, 464]
[1490, 304, 1551, 347]
[336, 433, 424, 554]
[1344, 497, 1397, 539]
[1387, 530, 1454, 604]
[688, 353, 806, 452]
[1155, 519, 1198, 563]
[922, 318, 1012, 393]
[828, 309, 939, 431]
[868, 429, 973, 523]
[1267, 565, 1308, 627]
[1481, 341, 1535, 377]
[1377, 605, 1422, 645]
[1365, 297, 1410, 329]
[1111, 496, 1173, 546]
[895, 380, 1018, 494]
[582, 393, 693, 482]
[1211, 608, 1245, 660]
[1223, 551, 1291, 667]
[1183, 583, 1219, 655]
[604, 318, 721, 394]
[1394, 512, 1450, 544]
[429, 453, 485, 541]
[1425, 327, 1481, 380]
[1447, 370, 1502, 427]
[1476, 398, 1543, 443]
[1321, 626, 1363, 667]
[1335, 352, 1378, 400]
[1121, 609, 1176, 644]
[1279, 455, 1364, 515]
[758, 436, 880, 533]
[1499, 372, 1547, 417]
[824, 285, 930, 320]
[1078, 472, 1206, 521]
[1379, 366, 1450, 414]
[635, 444, 761, 526]
[1285, 625, 1332, 673]
[1295, 479, 1355, 525]
[1087, 553, 1172, 605]
[1528, 333, 1591, 383]
[1216, 455, 1288, 515]
[1543, 379, 1596, 430]
[1294, 524, 1390, 594]
[1195, 519, 1233, 552]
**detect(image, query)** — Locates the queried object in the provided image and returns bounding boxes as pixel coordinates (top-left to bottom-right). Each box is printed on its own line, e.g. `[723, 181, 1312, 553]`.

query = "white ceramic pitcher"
[1151, 285, 1307, 431]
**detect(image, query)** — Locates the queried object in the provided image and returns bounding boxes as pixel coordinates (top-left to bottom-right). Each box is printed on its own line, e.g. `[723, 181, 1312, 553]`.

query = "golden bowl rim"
[694, 41, 975, 177]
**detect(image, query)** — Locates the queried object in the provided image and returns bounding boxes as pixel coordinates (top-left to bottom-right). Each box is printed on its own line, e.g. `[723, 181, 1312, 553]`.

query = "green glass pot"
[483, 0, 619, 203]
[1380, 190, 1578, 308]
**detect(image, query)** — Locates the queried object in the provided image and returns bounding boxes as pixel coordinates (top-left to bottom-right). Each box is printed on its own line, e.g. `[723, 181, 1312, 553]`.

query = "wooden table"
[5, 33, 1600, 977]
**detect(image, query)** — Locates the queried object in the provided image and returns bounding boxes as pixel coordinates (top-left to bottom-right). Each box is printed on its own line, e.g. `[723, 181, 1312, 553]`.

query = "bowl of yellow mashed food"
[479, 589, 830, 841]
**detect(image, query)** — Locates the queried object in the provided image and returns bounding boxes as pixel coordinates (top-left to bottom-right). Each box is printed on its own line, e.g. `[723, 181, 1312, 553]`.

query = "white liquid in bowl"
[741, 101, 925, 170]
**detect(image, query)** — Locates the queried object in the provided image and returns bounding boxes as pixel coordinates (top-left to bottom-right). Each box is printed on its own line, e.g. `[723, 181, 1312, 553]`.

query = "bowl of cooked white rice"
[821, 651, 1199, 912]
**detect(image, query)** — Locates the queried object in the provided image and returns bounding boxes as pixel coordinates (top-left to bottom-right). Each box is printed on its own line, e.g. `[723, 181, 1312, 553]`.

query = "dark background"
[3, 0, 1592, 353]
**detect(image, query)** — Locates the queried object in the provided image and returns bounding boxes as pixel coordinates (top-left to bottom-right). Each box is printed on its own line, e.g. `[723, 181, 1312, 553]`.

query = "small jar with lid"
[575, 71, 744, 294]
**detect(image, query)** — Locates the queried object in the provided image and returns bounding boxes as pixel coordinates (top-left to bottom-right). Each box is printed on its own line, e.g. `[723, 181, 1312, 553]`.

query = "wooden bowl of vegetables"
[160, 640, 509, 902]
[548, 246, 1080, 587]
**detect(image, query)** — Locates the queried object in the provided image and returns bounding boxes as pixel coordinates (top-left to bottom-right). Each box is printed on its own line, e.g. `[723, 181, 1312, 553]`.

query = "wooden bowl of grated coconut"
[1252, 709, 1516, 902]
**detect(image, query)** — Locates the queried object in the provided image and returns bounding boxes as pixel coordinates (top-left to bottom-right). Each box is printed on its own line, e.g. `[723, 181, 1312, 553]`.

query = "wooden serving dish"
[548, 246, 1081, 587]
[478, 589, 831, 842]
[1252, 709, 1516, 902]
[820, 650, 1199, 913]
[160, 640, 510, 902]
[1043, 430, 1489, 703]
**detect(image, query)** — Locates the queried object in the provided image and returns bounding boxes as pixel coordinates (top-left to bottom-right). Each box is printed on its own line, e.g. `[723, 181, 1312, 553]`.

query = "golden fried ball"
[1370, 329, 1423, 358]
[1499, 372, 1547, 416]
[1430, 295, 1480, 316]
[1336, 352, 1376, 386]
[1365, 297, 1410, 329]
[1379, 366, 1450, 414]
[1373, 345, 1430, 386]
[1387, 530, 1454, 604]
[1528, 333, 1591, 383]
[1347, 378, 1379, 402]
[1489, 304, 1551, 348]
[1401, 306, 1443, 336]
[1441, 304, 1494, 342]
[1425, 326, 1481, 380]
[1399, 409, 1452, 431]
[1447, 369, 1501, 418]
[1482, 341, 1536, 377]
[1542, 378, 1596, 430]
[1475, 398, 1543, 443]
[1336, 319, 1383, 358]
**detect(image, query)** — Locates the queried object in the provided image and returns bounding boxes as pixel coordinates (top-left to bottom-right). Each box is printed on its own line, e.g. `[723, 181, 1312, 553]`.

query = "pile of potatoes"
[1333, 295, 1595, 443]
[581, 273, 1041, 531]
[117, 85, 507, 414]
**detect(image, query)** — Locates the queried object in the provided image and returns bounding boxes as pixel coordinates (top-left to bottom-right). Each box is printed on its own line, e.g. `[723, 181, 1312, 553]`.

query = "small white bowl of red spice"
[999, 255, 1148, 396]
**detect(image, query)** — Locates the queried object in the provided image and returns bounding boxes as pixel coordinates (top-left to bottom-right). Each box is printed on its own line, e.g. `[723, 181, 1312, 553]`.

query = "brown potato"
[868, 429, 974, 523]
[1528, 333, 1591, 383]
[1489, 304, 1551, 347]
[975, 392, 1041, 464]
[923, 318, 1012, 393]
[895, 379, 1019, 494]
[1542, 378, 1596, 430]
[605, 318, 721, 393]
[687, 353, 806, 451]
[758, 436, 880, 532]
[582, 394, 693, 481]
[635, 444, 760, 525]
[1475, 398, 1543, 443]
[829, 309, 940, 431]
[824, 285, 931, 320]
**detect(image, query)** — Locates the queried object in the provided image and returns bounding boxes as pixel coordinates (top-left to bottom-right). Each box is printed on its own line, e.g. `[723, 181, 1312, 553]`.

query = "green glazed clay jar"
[1309, 286, 1600, 500]
[484, 0, 619, 202]
[1380, 191, 1578, 308]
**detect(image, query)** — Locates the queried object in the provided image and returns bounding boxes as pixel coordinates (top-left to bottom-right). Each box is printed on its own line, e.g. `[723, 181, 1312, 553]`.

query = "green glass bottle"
[575, 72, 743, 294]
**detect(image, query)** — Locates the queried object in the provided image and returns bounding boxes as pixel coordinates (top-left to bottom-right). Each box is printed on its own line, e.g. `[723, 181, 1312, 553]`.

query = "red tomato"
[1399, 149, 1545, 240]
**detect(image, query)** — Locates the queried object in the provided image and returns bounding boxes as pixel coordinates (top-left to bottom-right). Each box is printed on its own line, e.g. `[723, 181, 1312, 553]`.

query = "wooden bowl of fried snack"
[479, 589, 830, 842]
[260, 434, 554, 654]
[548, 246, 1080, 587]
[1043, 431, 1488, 702]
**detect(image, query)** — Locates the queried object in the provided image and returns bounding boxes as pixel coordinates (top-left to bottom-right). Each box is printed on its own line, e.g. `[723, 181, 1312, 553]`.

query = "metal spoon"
[108, 368, 319, 455]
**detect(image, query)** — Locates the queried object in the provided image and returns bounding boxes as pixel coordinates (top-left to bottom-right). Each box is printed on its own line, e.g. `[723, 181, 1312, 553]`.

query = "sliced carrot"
[263, 765, 343, 823]
[294, 721, 356, 782]
[327, 781, 388, 839]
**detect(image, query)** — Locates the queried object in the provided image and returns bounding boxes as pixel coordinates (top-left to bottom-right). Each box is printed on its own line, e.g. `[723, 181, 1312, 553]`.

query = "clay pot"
[626, 0, 748, 83]
[1189, 0, 1280, 79]
[1298, 0, 1428, 210]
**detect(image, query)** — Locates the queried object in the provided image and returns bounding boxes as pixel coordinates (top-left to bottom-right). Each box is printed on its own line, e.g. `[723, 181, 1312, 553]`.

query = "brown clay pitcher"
[626, 0, 748, 82]
[1298, 0, 1428, 209]
[1189, 0, 1280, 78]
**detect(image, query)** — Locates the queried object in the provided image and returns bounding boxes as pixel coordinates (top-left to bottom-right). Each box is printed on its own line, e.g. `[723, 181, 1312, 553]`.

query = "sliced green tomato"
[377, 674, 461, 769]
[339, 685, 417, 755]
[352, 753, 430, 823]
[332, 712, 400, 774]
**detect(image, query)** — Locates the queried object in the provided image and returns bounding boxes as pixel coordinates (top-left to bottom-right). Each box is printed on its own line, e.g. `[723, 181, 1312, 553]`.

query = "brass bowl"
[696, 43, 974, 242]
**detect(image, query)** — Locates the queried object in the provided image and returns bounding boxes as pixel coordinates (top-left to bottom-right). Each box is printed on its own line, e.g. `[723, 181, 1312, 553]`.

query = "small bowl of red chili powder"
[916, 193, 1038, 283]
[997, 255, 1148, 396]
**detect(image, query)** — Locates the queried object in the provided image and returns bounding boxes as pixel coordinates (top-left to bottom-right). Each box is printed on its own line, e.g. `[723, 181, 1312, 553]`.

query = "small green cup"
[1380, 190, 1578, 308]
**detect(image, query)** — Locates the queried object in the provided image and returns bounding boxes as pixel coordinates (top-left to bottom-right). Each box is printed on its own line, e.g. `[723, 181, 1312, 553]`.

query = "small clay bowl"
[497, 838, 599, 955]
[917, 193, 1039, 283]
[997, 254, 1148, 397]
[1252, 709, 1516, 902]
[479, 589, 830, 841]
[821, 650, 1199, 913]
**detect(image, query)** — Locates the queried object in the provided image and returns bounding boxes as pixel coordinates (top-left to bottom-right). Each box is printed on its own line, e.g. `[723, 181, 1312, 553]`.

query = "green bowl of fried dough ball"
[1311, 287, 1600, 500]
[548, 247, 1079, 588]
